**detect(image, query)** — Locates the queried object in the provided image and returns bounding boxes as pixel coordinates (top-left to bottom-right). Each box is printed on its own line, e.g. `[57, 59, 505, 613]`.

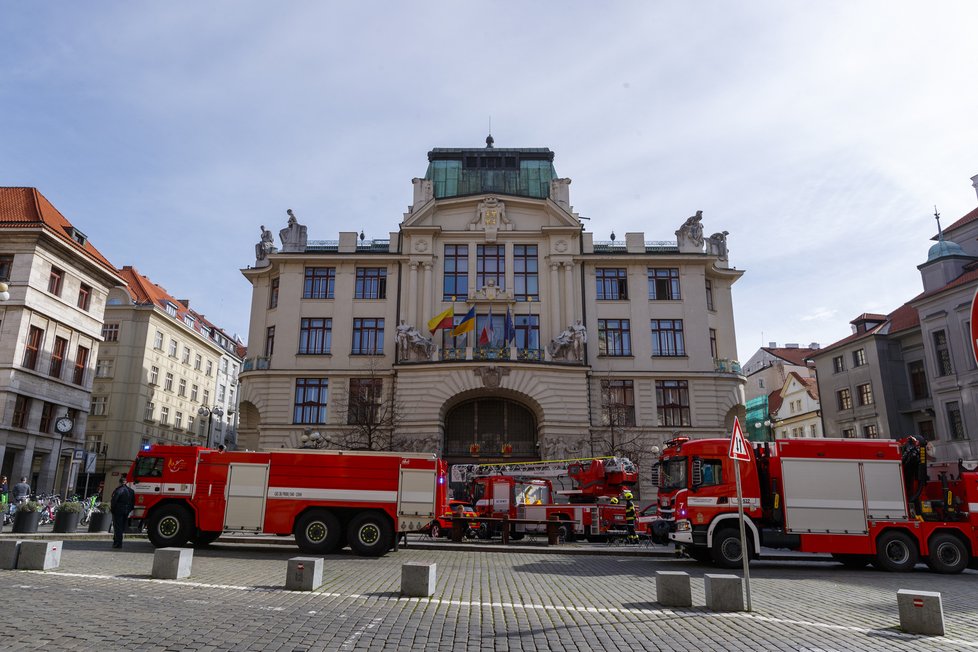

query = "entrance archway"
[444, 397, 538, 462]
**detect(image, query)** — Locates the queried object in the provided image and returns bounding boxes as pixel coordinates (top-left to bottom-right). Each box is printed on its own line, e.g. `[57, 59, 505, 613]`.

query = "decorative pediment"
[469, 196, 513, 242]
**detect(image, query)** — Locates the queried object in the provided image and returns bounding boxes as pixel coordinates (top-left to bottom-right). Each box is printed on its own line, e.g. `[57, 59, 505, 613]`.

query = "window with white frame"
[149, 366, 159, 385]
[191, 384, 199, 401]
[90, 396, 107, 416]
[154, 331, 164, 350]
[160, 406, 170, 424]
[168, 339, 178, 357]
[95, 359, 114, 378]
[164, 372, 174, 392]
[102, 323, 120, 342]
[144, 402, 155, 421]
[182, 346, 191, 364]
[178, 378, 187, 397]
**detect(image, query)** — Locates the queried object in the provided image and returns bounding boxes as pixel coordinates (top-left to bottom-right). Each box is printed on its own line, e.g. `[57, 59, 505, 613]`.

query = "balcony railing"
[714, 358, 743, 375]
[242, 356, 270, 372]
[401, 347, 558, 364]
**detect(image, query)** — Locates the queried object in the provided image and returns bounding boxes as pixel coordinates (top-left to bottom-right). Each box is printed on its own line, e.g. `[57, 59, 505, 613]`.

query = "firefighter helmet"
[610, 497, 619, 504]
[623, 490, 633, 500]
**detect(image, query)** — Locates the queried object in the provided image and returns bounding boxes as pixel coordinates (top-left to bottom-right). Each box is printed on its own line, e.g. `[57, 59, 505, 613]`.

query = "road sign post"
[728, 416, 753, 612]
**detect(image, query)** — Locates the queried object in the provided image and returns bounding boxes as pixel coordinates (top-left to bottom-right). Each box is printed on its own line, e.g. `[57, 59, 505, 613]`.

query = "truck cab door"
[224, 463, 269, 532]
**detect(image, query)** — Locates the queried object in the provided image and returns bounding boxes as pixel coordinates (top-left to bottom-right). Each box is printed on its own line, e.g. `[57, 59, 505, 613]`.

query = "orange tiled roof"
[941, 205, 978, 234]
[767, 389, 783, 415]
[817, 303, 920, 354]
[911, 267, 978, 303]
[784, 371, 820, 401]
[0, 187, 117, 273]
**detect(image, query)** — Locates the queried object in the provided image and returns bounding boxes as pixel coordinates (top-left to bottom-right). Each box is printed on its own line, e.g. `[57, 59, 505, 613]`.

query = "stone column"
[422, 262, 433, 327]
[563, 261, 575, 327]
[12, 446, 33, 488]
[37, 445, 58, 494]
[407, 262, 419, 327]
[504, 241, 514, 295]
[549, 263, 561, 335]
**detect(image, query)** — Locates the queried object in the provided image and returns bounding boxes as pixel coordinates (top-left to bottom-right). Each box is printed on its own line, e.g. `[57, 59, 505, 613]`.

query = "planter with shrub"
[88, 502, 112, 532]
[53, 500, 84, 533]
[12, 501, 41, 533]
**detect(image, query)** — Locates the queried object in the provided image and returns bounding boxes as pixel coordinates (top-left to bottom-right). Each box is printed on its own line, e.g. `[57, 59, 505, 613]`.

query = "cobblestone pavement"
[2, 537, 976, 651]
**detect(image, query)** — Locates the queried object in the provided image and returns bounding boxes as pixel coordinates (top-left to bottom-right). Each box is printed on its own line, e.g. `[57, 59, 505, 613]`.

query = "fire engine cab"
[647, 435, 978, 573]
[128, 445, 447, 557]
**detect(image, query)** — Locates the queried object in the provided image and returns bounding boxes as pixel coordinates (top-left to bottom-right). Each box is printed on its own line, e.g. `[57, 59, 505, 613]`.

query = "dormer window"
[164, 303, 177, 317]
[69, 227, 88, 246]
[183, 314, 195, 327]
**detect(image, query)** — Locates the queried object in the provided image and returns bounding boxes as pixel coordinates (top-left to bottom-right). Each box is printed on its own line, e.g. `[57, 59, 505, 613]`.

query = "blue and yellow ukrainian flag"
[452, 306, 476, 337]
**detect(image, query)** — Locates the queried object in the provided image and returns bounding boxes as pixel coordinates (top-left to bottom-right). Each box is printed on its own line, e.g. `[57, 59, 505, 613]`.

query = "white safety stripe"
[26, 570, 978, 648]
[267, 487, 397, 502]
[687, 496, 760, 507]
[132, 483, 193, 496]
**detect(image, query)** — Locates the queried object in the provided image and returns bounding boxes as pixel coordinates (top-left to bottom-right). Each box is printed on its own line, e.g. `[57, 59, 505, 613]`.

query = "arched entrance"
[444, 397, 538, 462]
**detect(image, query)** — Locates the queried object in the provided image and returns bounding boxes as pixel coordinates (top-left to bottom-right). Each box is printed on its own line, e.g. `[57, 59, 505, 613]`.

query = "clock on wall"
[55, 416, 74, 435]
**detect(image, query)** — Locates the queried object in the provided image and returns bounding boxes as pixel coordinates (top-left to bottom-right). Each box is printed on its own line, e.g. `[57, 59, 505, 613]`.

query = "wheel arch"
[925, 527, 972, 557]
[873, 526, 920, 554]
[706, 514, 760, 555]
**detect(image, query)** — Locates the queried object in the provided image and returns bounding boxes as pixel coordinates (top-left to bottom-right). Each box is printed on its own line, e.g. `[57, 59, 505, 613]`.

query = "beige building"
[0, 188, 123, 495]
[770, 372, 822, 439]
[238, 141, 746, 493]
[88, 266, 242, 485]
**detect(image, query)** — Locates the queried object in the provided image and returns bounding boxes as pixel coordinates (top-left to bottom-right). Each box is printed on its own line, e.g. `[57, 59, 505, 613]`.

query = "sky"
[2, 1, 977, 362]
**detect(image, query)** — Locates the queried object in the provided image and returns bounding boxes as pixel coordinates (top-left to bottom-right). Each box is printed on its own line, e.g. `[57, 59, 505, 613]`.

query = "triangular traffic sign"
[728, 416, 752, 461]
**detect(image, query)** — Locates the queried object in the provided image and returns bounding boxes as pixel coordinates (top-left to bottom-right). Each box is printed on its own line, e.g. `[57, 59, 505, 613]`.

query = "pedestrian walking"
[12, 477, 30, 504]
[623, 490, 638, 544]
[110, 476, 136, 549]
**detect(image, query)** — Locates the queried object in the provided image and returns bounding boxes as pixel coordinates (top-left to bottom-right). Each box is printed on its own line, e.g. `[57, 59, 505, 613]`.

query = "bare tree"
[336, 359, 409, 451]
[588, 375, 661, 495]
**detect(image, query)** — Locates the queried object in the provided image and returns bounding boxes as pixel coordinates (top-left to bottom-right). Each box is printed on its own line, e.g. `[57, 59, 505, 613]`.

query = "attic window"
[183, 314, 195, 327]
[69, 228, 88, 246]
[164, 302, 178, 317]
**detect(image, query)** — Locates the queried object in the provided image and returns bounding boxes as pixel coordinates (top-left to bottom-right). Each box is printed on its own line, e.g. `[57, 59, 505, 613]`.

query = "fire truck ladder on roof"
[450, 456, 635, 484]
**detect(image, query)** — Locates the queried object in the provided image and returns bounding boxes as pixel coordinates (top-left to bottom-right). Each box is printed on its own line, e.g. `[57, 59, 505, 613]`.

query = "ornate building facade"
[238, 141, 746, 493]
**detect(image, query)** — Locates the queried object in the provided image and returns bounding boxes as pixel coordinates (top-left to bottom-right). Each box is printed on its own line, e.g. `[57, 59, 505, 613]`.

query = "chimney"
[768, 342, 777, 348]
[178, 299, 190, 308]
[809, 342, 820, 350]
[786, 343, 799, 349]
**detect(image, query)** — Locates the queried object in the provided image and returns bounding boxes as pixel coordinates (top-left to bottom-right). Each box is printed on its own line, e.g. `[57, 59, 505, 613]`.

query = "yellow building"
[239, 141, 745, 492]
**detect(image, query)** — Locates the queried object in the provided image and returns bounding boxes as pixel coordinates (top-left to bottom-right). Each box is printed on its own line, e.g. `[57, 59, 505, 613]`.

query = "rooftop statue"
[675, 210, 705, 251]
[279, 209, 308, 253]
[255, 225, 276, 265]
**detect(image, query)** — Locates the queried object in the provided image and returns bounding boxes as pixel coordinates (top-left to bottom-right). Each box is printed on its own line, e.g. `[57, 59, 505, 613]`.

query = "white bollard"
[152, 547, 193, 580]
[704, 574, 744, 611]
[655, 570, 692, 607]
[401, 562, 437, 597]
[286, 557, 324, 591]
[897, 590, 945, 636]
[0, 540, 23, 570]
[17, 541, 62, 570]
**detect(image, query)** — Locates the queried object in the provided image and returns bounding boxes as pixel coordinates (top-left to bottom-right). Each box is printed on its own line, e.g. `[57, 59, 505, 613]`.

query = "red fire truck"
[453, 457, 638, 541]
[645, 435, 978, 573]
[128, 445, 447, 557]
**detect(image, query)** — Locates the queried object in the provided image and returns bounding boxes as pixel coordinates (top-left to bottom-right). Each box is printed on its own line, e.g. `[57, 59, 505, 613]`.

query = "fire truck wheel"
[926, 533, 969, 574]
[430, 522, 443, 538]
[147, 504, 194, 548]
[874, 530, 919, 572]
[347, 512, 393, 557]
[295, 510, 342, 554]
[711, 528, 753, 569]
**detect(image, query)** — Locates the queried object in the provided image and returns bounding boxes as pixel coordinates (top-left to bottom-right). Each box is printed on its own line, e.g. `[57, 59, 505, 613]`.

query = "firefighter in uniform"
[623, 490, 638, 544]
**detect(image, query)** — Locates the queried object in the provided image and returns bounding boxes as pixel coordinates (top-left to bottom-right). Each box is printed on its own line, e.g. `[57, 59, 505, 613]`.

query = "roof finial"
[934, 205, 944, 242]
[359, 230, 365, 242]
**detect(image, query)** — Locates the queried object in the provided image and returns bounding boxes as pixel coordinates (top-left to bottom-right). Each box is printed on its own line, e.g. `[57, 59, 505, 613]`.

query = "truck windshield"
[517, 483, 549, 505]
[659, 458, 687, 490]
[134, 456, 164, 478]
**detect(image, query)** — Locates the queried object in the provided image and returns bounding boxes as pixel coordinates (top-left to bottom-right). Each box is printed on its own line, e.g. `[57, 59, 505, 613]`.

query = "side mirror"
[649, 462, 660, 488]
[691, 457, 703, 490]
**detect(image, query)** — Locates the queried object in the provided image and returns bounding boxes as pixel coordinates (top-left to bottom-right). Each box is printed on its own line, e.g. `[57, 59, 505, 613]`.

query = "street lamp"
[0, 281, 9, 301]
[197, 406, 225, 448]
[753, 420, 772, 442]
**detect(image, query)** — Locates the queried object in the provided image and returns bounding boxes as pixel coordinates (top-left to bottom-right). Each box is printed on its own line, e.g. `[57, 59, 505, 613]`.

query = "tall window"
[49, 336, 68, 378]
[178, 378, 187, 397]
[294, 378, 328, 424]
[355, 268, 387, 299]
[947, 401, 966, 440]
[77, 283, 92, 310]
[194, 353, 202, 370]
[0, 254, 12, 281]
[95, 358, 114, 378]
[348, 378, 382, 424]
[269, 277, 279, 309]
[656, 380, 691, 427]
[265, 326, 276, 357]
[596, 268, 628, 300]
[352, 318, 384, 355]
[598, 319, 631, 356]
[918, 420, 935, 441]
[160, 406, 170, 425]
[705, 279, 714, 310]
[39, 402, 56, 432]
[648, 268, 681, 300]
[857, 383, 874, 406]
[175, 411, 183, 429]
[513, 245, 538, 301]
[443, 244, 469, 300]
[842, 428, 856, 439]
[90, 396, 107, 416]
[303, 267, 335, 299]
[73, 345, 89, 385]
[203, 389, 210, 405]
[709, 328, 718, 359]
[601, 379, 636, 426]
[908, 360, 928, 400]
[102, 323, 120, 342]
[149, 366, 159, 385]
[48, 267, 64, 295]
[13, 396, 31, 429]
[837, 388, 852, 410]
[144, 401, 155, 421]
[182, 346, 191, 364]
[650, 319, 685, 356]
[933, 330, 953, 376]
[863, 424, 879, 439]
[833, 356, 845, 373]
[154, 331, 164, 350]
[299, 318, 332, 354]
[515, 315, 540, 350]
[23, 325, 44, 369]
[164, 372, 174, 392]
[191, 384, 199, 401]
[477, 245, 505, 290]
[206, 360, 213, 376]
[168, 339, 178, 357]
[852, 349, 866, 367]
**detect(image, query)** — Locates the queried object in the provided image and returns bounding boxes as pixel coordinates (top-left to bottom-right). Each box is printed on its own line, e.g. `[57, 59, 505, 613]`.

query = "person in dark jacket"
[12, 477, 30, 504]
[110, 476, 136, 549]
[623, 490, 638, 544]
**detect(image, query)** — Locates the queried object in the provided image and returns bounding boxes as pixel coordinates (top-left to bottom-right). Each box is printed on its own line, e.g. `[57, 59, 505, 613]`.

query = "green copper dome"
[927, 238, 966, 261]
[425, 144, 557, 200]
